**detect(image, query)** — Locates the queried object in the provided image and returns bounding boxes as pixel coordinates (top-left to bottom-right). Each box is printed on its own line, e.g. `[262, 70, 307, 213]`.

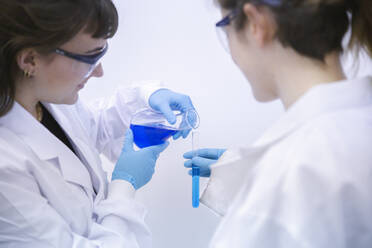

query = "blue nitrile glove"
[149, 89, 196, 140]
[112, 129, 169, 190]
[183, 148, 226, 177]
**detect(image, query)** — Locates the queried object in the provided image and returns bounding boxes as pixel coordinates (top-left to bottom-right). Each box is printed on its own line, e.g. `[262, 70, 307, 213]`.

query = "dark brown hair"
[0, 0, 118, 117]
[217, 0, 372, 61]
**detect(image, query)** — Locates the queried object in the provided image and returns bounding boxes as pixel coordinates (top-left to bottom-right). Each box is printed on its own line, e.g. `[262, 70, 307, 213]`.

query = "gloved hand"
[183, 148, 226, 177]
[149, 89, 196, 140]
[112, 129, 169, 190]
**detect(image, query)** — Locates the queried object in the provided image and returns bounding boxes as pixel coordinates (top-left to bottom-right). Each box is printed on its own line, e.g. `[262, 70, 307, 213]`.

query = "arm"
[76, 81, 196, 162]
[75, 81, 164, 162]
[0, 164, 150, 248]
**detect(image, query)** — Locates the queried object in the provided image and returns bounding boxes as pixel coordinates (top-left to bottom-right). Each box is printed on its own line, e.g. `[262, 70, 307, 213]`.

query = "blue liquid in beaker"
[130, 124, 178, 148]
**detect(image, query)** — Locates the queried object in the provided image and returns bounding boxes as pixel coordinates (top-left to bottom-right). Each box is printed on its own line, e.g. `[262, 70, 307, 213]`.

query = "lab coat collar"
[253, 76, 372, 147]
[0, 102, 94, 193]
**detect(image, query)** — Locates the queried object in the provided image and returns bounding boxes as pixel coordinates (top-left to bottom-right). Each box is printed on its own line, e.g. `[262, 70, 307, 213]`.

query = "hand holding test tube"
[184, 146, 227, 207]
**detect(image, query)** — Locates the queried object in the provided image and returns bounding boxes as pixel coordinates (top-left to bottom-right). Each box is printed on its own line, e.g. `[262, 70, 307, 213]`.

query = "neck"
[273, 51, 346, 110]
[15, 79, 41, 121]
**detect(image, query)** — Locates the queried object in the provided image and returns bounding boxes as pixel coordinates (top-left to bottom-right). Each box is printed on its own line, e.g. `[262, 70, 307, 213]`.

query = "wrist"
[112, 170, 137, 189]
[108, 180, 136, 200]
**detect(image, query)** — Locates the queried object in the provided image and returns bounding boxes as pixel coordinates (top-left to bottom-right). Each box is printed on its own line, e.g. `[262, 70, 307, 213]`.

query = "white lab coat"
[202, 76, 372, 248]
[0, 81, 163, 248]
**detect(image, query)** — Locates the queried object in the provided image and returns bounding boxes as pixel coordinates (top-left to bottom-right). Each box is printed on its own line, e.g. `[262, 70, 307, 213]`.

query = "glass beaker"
[130, 108, 200, 148]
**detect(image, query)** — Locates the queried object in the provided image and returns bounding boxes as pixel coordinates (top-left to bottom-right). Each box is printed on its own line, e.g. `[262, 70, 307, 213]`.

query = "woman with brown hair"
[0, 0, 196, 247]
[184, 0, 372, 247]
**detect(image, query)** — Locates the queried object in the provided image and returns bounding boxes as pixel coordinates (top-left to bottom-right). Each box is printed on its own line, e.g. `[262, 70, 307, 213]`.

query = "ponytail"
[348, 0, 372, 58]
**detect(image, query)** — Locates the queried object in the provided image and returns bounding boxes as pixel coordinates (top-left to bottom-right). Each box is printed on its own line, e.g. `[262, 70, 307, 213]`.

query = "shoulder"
[0, 126, 36, 172]
[266, 108, 372, 185]
[258, 107, 372, 178]
[293, 107, 372, 152]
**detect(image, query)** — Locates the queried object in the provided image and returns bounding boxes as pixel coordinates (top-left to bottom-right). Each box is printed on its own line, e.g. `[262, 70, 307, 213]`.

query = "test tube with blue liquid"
[191, 131, 200, 208]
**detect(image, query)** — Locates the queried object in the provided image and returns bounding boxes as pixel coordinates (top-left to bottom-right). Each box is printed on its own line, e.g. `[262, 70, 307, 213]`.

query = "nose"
[91, 63, 104, 78]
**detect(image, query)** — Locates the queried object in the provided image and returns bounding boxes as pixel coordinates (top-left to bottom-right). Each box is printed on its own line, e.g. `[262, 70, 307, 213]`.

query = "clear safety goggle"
[215, 9, 239, 54]
[54, 43, 108, 78]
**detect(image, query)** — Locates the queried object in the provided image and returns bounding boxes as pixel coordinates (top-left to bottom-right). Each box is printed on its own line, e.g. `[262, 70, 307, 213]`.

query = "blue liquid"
[130, 124, 178, 148]
[192, 166, 200, 208]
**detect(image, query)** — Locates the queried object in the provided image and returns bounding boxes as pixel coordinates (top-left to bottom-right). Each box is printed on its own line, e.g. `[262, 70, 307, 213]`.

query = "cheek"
[229, 33, 252, 73]
[228, 35, 240, 65]
[38, 59, 85, 103]
[228, 36, 277, 102]
[229, 36, 254, 81]
[50, 59, 86, 83]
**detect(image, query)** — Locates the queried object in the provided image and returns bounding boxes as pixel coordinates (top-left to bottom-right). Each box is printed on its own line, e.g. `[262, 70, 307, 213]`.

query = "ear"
[16, 49, 37, 76]
[242, 3, 277, 47]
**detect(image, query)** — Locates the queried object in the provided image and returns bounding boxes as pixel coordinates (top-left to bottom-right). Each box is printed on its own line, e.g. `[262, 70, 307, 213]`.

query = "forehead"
[60, 29, 107, 53]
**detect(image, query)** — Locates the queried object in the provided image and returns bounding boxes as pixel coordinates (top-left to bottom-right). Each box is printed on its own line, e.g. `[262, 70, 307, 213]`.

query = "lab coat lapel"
[72, 136, 107, 201]
[1, 102, 94, 193]
[43, 103, 107, 200]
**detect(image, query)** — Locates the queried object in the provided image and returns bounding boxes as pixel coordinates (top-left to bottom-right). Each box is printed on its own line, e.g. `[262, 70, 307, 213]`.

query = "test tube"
[192, 131, 200, 208]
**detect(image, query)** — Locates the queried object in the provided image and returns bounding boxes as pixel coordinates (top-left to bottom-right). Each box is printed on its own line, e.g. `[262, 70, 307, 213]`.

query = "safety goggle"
[54, 43, 108, 78]
[215, 9, 239, 53]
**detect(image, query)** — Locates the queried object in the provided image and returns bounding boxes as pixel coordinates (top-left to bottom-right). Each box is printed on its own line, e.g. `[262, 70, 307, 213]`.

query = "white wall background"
[80, 1, 372, 247]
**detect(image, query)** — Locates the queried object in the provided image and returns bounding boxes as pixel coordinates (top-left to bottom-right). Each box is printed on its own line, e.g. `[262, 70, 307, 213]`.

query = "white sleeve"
[200, 147, 264, 216]
[0, 165, 150, 248]
[75, 80, 165, 162]
[93, 180, 152, 248]
[208, 128, 372, 248]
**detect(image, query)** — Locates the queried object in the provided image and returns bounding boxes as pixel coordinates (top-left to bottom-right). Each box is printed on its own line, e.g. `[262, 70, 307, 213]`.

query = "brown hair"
[217, 0, 372, 60]
[348, 0, 372, 57]
[0, 0, 118, 117]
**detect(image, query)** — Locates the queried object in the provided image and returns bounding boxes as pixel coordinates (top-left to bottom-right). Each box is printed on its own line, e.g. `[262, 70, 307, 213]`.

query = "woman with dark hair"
[184, 0, 372, 247]
[0, 0, 195, 247]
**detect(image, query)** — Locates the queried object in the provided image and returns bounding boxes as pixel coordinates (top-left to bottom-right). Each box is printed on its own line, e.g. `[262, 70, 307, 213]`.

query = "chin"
[248, 79, 277, 103]
[252, 90, 277, 103]
[63, 94, 79, 105]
